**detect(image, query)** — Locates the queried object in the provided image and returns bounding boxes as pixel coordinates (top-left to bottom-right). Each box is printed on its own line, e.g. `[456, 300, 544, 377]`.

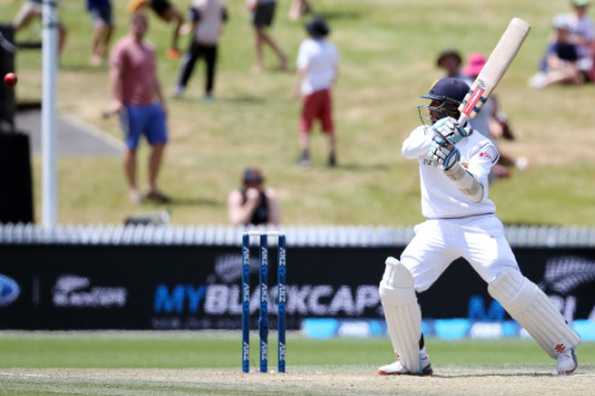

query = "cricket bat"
[458, 17, 531, 124]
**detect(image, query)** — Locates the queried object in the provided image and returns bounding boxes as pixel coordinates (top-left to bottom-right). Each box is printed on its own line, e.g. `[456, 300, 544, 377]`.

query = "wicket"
[241, 231, 287, 373]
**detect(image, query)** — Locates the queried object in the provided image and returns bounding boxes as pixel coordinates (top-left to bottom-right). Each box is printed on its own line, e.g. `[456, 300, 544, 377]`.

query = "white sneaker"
[515, 156, 529, 171]
[528, 72, 547, 89]
[377, 351, 433, 376]
[555, 348, 577, 376]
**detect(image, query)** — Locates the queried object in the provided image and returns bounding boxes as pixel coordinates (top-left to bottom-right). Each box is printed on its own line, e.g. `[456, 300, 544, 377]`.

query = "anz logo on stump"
[0, 274, 20, 307]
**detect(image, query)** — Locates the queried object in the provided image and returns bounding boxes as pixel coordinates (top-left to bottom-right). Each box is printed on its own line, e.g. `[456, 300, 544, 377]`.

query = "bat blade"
[458, 17, 531, 123]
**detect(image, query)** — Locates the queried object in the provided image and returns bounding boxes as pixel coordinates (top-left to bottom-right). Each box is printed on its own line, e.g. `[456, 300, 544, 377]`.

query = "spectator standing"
[110, 12, 171, 204]
[296, 16, 339, 167]
[174, 0, 228, 100]
[228, 168, 280, 226]
[87, 0, 114, 66]
[247, 0, 288, 71]
[13, 0, 67, 54]
[128, 0, 184, 60]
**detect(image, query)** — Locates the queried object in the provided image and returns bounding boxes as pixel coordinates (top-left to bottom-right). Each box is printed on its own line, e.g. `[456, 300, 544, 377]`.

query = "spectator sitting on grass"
[530, 15, 589, 88]
[533, 1, 594, 86]
[228, 168, 280, 226]
[174, 0, 228, 100]
[567, 0, 594, 58]
[296, 16, 339, 167]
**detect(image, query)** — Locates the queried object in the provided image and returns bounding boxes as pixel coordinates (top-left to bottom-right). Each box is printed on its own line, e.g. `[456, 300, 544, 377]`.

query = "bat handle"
[456, 114, 469, 126]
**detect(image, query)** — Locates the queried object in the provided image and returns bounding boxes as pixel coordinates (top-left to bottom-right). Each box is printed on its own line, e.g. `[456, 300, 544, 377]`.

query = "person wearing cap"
[567, 0, 594, 49]
[228, 168, 280, 226]
[377, 77, 580, 377]
[530, 15, 587, 88]
[174, 0, 229, 100]
[536, 1, 593, 78]
[247, 0, 288, 71]
[296, 16, 339, 167]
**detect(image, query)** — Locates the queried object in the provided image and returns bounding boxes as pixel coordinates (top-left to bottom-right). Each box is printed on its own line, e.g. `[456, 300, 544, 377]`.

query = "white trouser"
[401, 215, 518, 292]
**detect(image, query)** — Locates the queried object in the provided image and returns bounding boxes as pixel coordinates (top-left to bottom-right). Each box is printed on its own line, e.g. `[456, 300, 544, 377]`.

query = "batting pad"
[488, 270, 580, 358]
[379, 257, 421, 373]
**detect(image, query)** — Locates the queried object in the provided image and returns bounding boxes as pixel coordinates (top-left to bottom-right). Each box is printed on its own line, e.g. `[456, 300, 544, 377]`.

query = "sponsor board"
[53, 274, 127, 308]
[0, 246, 593, 330]
[0, 273, 20, 306]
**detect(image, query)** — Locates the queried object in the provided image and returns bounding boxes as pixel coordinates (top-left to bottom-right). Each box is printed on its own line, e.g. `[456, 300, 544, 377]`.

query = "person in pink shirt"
[110, 12, 170, 204]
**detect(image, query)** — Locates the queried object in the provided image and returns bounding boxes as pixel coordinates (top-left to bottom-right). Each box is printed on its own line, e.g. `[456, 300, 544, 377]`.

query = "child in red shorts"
[296, 16, 339, 167]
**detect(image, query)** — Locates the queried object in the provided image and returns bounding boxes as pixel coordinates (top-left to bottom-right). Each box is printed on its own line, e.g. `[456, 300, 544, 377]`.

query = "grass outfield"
[0, 332, 593, 395]
[2, 0, 595, 225]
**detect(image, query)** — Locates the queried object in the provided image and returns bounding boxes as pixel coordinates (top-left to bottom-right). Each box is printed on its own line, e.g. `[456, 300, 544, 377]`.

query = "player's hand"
[432, 116, 472, 146]
[424, 139, 460, 170]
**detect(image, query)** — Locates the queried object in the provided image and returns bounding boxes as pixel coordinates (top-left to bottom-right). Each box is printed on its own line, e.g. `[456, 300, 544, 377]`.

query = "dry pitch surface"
[1, 366, 593, 396]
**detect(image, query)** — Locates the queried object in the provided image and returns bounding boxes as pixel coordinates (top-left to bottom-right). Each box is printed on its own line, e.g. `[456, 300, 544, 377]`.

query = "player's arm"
[401, 126, 434, 159]
[428, 138, 498, 202]
[444, 162, 485, 203]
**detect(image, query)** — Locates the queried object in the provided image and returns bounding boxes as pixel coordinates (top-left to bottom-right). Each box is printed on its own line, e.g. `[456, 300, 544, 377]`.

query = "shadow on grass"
[432, 372, 554, 379]
[168, 197, 221, 207]
[60, 63, 109, 73]
[502, 221, 560, 227]
[218, 95, 266, 105]
[336, 162, 392, 172]
[317, 10, 361, 21]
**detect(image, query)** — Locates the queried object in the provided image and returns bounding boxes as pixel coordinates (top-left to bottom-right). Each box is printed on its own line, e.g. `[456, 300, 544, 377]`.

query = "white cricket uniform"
[400, 125, 519, 292]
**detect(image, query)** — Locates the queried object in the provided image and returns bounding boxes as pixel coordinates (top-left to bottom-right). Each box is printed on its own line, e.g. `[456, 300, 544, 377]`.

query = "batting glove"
[432, 116, 472, 146]
[424, 140, 461, 170]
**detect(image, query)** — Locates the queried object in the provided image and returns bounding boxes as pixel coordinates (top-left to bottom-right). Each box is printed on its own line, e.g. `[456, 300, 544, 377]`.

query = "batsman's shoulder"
[469, 135, 499, 164]
[417, 125, 432, 136]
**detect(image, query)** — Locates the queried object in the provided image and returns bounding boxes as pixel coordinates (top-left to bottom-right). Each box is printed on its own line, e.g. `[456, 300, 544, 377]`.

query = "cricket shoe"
[555, 348, 577, 376]
[377, 352, 433, 376]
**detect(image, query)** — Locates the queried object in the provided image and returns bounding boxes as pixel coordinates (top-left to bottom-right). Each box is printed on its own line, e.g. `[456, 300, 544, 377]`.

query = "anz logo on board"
[0, 274, 20, 307]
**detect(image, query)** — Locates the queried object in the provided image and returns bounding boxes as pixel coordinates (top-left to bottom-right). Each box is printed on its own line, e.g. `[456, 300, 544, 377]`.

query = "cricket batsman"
[378, 77, 580, 376]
